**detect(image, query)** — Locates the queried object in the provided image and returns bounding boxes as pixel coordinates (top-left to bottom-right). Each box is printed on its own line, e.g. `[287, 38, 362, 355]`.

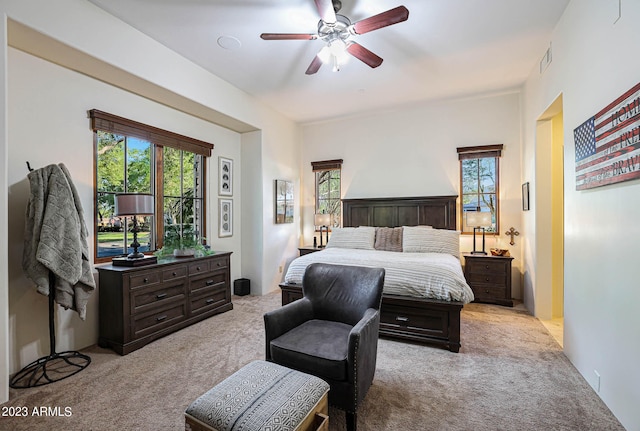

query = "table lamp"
[113, 193, 157, 266]
[314, 213, 331, 247]
[466, 211, 492, 255]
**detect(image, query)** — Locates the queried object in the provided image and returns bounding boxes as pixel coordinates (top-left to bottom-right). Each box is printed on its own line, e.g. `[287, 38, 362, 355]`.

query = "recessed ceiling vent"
[540, 44, 552, 74]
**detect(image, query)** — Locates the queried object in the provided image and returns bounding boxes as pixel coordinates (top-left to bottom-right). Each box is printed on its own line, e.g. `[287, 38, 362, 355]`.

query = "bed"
[279, 195, 473, 353]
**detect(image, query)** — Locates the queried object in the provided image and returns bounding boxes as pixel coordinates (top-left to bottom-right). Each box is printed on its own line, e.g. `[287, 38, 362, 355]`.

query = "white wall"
[0, 13, 10, 403]
[0, 0, 301, 401]
[7, 47, 242, 375]
[301, 92, 524, 296]
[521, 1, 640, 428]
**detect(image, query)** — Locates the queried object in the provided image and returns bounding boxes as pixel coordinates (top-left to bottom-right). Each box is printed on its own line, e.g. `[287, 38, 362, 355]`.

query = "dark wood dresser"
[463, 253, 513, 307]
[96, 252, 232, 355]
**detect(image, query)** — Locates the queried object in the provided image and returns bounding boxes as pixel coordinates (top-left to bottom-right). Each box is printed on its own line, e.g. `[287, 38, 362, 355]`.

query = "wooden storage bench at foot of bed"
[279, 283, 463, 353]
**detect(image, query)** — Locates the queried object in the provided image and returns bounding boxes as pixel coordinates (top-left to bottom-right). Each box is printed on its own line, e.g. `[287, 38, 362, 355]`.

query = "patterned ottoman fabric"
[185, 360, 329, 431]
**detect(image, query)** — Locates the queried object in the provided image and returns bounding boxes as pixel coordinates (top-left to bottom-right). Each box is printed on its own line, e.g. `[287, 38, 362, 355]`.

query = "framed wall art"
[219, 157, 233, 196]
[274, 179, 294, 224]
[218, 198, 233, 237]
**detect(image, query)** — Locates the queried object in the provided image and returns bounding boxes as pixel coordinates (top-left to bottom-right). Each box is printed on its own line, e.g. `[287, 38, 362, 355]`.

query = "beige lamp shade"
[466, 211, 492, 228]
[115, 193, 154, 216]
[314, 213, 331, 226]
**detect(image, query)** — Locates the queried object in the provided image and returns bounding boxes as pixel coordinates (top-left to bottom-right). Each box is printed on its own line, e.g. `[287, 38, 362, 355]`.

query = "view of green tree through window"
[91, 110, 213, 262]
[312, 159, 343, 228]
[457, 145, 502, 234]
[96, 132, 153, 258]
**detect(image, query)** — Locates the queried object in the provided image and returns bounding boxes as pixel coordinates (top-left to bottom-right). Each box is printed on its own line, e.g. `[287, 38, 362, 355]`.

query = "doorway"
[536, 95, 564, 346]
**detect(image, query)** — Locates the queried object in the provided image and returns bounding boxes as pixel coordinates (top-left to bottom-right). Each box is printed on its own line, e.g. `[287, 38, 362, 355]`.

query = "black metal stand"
[9, 272, 91, 388]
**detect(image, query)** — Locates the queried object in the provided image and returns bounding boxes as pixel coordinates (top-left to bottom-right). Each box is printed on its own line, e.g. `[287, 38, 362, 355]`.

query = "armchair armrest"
[264, 298, 314, 360]
[348, 308, 381, 406]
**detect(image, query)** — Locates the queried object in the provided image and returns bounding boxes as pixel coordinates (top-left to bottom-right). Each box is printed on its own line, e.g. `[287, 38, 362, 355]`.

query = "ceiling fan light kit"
[260, 0, 409, 75]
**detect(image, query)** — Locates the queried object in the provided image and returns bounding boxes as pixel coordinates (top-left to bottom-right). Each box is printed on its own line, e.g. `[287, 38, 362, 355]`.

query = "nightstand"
[298, 246, 324, 256]
[463, 253, 513, 307]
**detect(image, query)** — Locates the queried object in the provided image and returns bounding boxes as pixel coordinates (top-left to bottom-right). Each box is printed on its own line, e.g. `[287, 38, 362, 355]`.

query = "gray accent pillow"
[374, 227, 403, 252]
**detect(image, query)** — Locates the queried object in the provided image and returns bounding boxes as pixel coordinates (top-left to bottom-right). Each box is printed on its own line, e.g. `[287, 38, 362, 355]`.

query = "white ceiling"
[87, 0, 569, 124]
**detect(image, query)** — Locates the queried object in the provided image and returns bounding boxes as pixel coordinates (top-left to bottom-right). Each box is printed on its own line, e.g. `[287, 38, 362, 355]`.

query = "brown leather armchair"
[264, 263, 385, 431]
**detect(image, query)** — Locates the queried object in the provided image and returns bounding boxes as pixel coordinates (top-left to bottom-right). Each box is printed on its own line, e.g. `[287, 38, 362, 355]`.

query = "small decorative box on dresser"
[463, 253, 514, 307]
[96, 252, 232, 355]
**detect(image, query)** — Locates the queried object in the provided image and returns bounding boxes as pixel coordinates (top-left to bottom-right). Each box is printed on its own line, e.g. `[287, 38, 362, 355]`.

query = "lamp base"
[112, 255, 157, 267]
[470, 251, 488, 255]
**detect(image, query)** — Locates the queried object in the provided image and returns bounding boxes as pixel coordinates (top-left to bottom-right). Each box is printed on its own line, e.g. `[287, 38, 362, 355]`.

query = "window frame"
[312, 159, 343, 229]
[457, 144, 503, 235]
[90, 110, 213, 263]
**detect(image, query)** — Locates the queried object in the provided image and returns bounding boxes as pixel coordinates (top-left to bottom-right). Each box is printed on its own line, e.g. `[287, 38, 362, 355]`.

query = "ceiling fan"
[260, 0, 409, 75]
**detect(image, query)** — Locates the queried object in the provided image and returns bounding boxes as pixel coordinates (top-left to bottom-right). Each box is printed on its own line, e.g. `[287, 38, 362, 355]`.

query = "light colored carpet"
[1, 292, 623, 431]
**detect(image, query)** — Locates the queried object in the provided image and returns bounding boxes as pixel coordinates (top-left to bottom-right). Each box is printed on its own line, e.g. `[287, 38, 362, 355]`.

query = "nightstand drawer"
[466, 260, 507, 275]
[472, 285, 506, 300]
[465, 272, 506, 286]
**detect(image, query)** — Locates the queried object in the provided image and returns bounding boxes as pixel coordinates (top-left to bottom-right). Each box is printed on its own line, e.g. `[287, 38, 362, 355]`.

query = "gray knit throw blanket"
[22, 163, 96, 320]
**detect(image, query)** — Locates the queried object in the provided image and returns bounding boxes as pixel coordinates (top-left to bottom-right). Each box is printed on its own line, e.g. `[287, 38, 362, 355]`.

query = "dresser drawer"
[162, 265, 187, 282]
[129, 271, 160, 289]
[210, 256, 229, 271]
[190, 271, 227, 296]
[131, 303, 187, 338]
[190, 286, 229, 316]
[189, 261, 210, 276]
[131, 283, 186, 314]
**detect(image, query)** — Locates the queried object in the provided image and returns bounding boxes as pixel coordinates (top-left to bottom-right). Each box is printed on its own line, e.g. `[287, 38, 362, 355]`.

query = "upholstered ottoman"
[185, 360, 329, 431]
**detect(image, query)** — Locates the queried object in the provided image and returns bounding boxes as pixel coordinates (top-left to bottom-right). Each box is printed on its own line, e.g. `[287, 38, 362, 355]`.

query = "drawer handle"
[156, 293, 167, 300]
[485, 277, 490, 282]
[196, 266, 201, 271]
[485, 289, 490, 294]
[396, 316, 409, 322]
[143, 278, 149, 283]
[205, 298, 214, 304]
[485, 265, 490, 269]
[172, 272, 177, 276]
[216, 262, 222, 267]
[205, 280, 215, 286]
[156, 315, 167, 322]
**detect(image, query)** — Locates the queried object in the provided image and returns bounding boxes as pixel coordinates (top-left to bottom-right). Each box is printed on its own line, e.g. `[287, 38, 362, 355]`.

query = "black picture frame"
[522, 182, 530, 211]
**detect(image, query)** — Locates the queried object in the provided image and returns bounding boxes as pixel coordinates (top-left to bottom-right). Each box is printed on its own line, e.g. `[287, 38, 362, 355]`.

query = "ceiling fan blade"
[347, 42, 383, 68]
[260, 33, 317, 40]
[352, 5, 409, 35]
[305, 55, 323, 75]
[314, 0, 337, 24]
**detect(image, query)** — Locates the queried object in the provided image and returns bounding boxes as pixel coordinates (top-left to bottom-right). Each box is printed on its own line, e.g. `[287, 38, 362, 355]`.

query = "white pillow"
[402, 226, 460, 258]
[326, 226, 376, 250]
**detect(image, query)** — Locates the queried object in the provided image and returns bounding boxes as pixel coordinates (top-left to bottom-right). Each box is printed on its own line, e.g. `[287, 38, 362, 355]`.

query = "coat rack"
[10, 162, 91, 388]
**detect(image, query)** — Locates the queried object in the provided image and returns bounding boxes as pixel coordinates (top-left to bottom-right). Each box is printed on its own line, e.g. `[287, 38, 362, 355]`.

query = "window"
[91, 110, 212, 261]
[312, 159, 343, 228]
[457, 145, 503, 234]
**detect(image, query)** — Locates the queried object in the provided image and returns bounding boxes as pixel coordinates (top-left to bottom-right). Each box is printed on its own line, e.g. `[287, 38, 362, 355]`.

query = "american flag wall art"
[574, 82, 640, 190]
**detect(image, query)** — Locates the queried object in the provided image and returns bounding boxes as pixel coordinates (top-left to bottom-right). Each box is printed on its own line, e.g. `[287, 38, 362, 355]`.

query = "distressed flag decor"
[574, 81, 640, 190]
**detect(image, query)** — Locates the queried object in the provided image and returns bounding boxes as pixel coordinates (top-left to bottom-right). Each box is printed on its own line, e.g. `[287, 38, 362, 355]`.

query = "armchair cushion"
[270, 319, 352, 381]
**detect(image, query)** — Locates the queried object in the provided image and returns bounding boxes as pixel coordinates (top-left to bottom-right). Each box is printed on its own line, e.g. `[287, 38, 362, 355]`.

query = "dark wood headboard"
[342, 196, 457, 230]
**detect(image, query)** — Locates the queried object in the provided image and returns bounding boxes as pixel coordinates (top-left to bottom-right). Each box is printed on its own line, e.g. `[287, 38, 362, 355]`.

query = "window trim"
[457, 145, 503, 235]
[91, 110, 213, 262]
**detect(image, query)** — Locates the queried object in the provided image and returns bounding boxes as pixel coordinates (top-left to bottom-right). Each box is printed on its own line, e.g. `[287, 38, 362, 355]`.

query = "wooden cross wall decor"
[505, 227, 520, 245]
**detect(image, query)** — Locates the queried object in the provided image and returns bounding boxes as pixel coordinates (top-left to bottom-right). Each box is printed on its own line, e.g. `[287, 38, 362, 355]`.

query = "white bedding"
[284, 248, 475, 304]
